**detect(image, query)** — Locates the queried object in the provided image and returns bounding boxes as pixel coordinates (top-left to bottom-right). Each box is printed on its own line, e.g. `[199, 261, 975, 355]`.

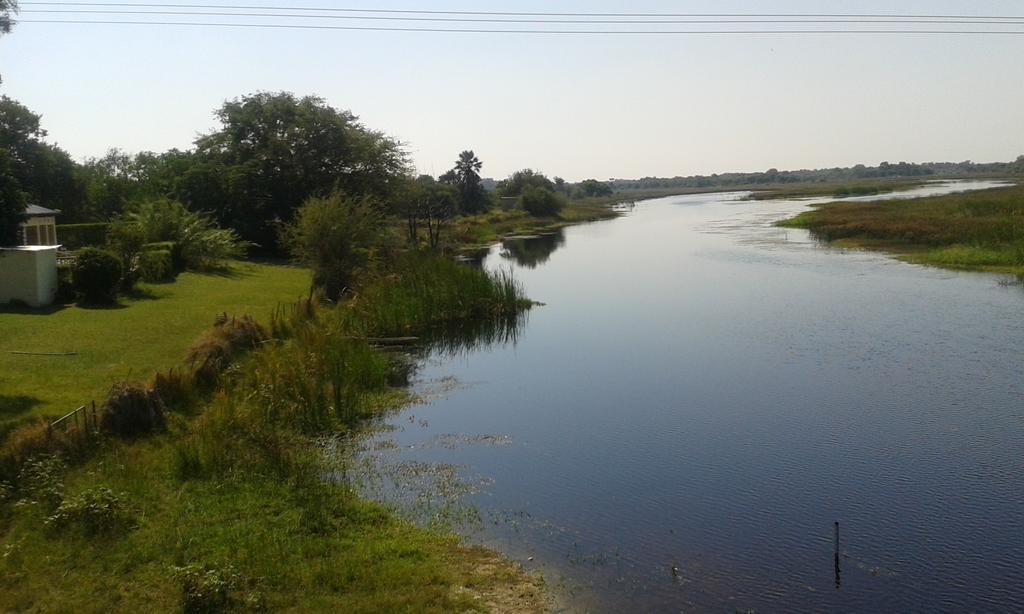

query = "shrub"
[519, 186, 566, 217]
[71, 247, 122, 303]
[57, 223, 109, 250]
[55, 263, 75, 304]
[45, 486, 133, 535]
[172, 563, 240, 613]
[279, 193, 385, 300]
[138, 249, 175, 282]
[106, 220, 146, 289]
[144, 241, 185, 271]
[16, 454, 66, 510]
[99, 382, 165, 437]
[129, 200, 246, 270]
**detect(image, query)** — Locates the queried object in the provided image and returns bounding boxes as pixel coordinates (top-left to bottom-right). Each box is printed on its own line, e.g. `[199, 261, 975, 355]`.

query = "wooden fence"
[48, 401, 99, 439]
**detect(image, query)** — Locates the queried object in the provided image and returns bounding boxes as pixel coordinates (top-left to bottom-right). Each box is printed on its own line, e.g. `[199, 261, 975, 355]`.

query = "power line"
[17, 19, 1024, 34]
[16, 2, 1024, 20]
[18, 9, 1024, 26]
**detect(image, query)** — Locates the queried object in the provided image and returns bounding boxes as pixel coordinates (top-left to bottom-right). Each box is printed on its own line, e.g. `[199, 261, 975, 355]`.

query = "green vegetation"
[520, 185, 567, 217]
[280, 193, 385, 300]
[58, 223, 110, 250]
[779, 183, 1024, 273]
[70, 248, 122, 303]
[0, 254, 544, 613]
[0, 262, 309, 430]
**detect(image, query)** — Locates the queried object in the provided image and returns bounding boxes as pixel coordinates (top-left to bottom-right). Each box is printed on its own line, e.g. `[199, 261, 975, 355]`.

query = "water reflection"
[415, 309, 528, 357]
[500, 230, 566, 269]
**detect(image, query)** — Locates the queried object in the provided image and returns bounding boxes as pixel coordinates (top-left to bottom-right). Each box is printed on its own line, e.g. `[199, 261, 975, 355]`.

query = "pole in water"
[834, 521, 841, 589]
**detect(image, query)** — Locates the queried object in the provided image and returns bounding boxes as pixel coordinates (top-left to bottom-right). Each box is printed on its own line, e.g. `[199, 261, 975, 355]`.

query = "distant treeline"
[609, 159, 1024, 192]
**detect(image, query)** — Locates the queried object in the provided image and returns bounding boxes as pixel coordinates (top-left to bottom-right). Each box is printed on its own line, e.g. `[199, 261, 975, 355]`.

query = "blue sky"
[2, 0, 1023, 180]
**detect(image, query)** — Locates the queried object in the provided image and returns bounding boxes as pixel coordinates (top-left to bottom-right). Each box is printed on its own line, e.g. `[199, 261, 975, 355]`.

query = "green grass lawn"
[0, 262, 310, 432]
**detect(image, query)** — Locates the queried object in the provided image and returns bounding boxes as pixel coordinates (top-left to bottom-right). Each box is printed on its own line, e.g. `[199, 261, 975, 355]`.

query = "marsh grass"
[779, 183, 1024, 272]
[342, 253, 530, 339]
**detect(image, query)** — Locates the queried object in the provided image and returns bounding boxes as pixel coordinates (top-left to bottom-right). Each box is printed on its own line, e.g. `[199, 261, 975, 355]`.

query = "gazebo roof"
[24, 204, 61, 218]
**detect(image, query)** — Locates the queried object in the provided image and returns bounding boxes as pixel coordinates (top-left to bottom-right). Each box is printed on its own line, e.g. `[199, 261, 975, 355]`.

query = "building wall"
[0, 247, 59, 307]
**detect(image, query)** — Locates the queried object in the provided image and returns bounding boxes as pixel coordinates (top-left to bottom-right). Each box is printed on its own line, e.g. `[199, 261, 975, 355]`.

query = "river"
[354, 180, 1023, 612]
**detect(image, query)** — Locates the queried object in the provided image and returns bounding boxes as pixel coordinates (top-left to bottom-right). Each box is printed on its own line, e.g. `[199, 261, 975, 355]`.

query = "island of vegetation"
[778, 182, 1024, 274]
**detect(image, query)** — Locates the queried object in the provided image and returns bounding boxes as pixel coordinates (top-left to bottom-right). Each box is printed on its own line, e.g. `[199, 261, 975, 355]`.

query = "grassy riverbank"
[0, 262, 310, 433]
[0, 254, 546, 612]
[779, 182, 1024, 273]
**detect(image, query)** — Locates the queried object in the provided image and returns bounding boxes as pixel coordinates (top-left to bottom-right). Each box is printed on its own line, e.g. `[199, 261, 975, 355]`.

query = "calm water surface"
[355, 181, 1024, 612]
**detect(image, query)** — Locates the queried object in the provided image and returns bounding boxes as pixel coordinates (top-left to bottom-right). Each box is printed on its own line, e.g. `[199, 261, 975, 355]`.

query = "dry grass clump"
[99, 382, 165, 438]
[186, 314, 269, 386]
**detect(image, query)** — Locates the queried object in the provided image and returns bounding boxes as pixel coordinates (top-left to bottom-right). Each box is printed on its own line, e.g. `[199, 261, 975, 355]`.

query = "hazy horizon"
[3, 0, 1023, 181]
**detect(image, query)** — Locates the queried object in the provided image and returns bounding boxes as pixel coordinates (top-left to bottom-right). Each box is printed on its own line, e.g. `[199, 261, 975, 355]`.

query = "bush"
[519, 186, 566, 217]
[144, 241, 185, 271]
[16, 454, 65, 511]
[129, 200, 246, 270]
[45, 486, 133, 535]
[138, 249, 175, 282]
[55, 263, 75, 304]
[71, 248, 122, 303]
[279, 193, 385, 300]
[57, 223, 109, 250]
[172, 563, 240, 613]
[106, 220, 146, 289]
[99, 382, 165, 437]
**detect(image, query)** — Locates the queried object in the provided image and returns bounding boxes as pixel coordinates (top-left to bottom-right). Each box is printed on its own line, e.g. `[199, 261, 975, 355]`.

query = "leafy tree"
[0, 96, 84, 219]
[0, 149, 26, 245]
[190, 92, 407, 251]
[444, 150, 488, 215]
[394, 176, 457, 249]
[577, 179, 613, 198]
[498, 169, 555, 198]
[519, 186, 565, 217]
[279, 192, 385, 300]
[0, 0, 16, 36]
[553, 176, 567, 194]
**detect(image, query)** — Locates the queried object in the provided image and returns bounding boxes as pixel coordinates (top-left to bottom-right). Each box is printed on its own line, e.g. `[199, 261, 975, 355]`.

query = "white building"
[0, 205, 62, 307]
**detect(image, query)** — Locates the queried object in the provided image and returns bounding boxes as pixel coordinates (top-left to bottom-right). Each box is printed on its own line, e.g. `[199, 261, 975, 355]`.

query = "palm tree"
[451, 150, 487, 214]
[454, 150, 482, 183]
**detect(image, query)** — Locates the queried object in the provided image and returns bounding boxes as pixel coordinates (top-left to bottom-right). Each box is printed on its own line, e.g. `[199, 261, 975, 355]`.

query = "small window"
[25, 225, 39, 245]
[46, 224, 56, 245]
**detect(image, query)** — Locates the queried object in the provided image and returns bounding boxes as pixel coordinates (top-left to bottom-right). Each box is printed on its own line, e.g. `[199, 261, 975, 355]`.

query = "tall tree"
[0, 96, 84, 220]
[0, 1, 17, 36]
[190, 92, 407, 251]
[0, 149, 26, 245]
[497, 168, 554, 198]
[448, 150, 488, 214]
